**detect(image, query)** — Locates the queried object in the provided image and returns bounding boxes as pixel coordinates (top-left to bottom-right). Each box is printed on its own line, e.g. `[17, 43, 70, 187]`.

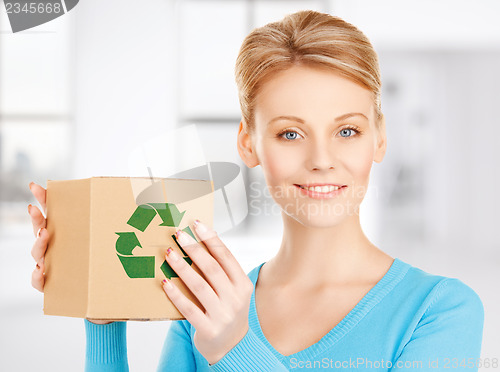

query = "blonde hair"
[234, 10, 382, 133]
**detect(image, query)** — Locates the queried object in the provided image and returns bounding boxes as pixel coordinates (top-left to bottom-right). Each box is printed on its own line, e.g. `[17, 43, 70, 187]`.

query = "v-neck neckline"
[247, 257, 410, 362]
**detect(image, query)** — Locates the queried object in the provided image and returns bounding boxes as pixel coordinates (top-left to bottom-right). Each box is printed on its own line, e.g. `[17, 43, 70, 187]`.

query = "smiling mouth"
[295, 184, 346, 192]
[293, 184, 347, 199]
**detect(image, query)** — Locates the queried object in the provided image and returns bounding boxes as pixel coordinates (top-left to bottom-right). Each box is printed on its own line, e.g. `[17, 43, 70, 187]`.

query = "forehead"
[254, 65, 374, 121]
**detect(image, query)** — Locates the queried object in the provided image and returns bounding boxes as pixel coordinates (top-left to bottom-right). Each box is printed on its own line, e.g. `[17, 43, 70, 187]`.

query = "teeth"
[301, 185, 341, 193]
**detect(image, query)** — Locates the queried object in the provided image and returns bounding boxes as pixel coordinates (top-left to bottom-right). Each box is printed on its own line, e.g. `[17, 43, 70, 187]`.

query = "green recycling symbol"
[115, 203, 196, 279]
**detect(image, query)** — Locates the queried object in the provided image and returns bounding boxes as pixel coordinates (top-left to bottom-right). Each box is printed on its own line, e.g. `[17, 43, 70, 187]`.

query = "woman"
[28, 10, 484, 371]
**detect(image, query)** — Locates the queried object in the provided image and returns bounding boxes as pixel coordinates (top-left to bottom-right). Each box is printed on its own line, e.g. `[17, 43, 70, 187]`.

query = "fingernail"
[166, 247, 178, 262]
[176, 230, 191, 245]
[193, 219, 208, 234]
[162, 278, 173, 290]
[29, 182, 34, 191]
[28, 204, 32, 214]
[37, 227, 46, 238]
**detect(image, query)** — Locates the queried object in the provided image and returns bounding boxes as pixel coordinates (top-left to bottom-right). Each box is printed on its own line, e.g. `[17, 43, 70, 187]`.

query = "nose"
[306, 137, 336, 171]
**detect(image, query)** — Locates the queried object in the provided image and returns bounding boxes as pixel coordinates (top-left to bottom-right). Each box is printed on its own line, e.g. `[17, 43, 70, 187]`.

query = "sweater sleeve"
[156, 320, 197, 371]
[390, 278, 484, 371]
[156, 319, 287, 371]
[208, 325, 288, 372]
[84, 319, 129, 372]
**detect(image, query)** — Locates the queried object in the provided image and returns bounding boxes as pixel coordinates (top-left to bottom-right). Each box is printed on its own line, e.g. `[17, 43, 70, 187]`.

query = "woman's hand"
[162, 219, 254, 365]
[28, 182, 48, 293]
[28, 182, 112, 325]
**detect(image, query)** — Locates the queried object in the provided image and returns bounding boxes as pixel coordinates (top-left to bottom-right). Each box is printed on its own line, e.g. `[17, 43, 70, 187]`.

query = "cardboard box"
[43, 176, 214, 321]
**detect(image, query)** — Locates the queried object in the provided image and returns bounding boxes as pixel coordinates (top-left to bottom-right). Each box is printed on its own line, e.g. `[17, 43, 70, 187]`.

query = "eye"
[277, 129, 303, 141]
[338, 125, 362, 139]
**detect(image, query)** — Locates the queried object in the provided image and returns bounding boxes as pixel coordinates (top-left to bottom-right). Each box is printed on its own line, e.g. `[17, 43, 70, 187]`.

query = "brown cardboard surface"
[44, 178, 91, 318]
[44, 176, 214, 321]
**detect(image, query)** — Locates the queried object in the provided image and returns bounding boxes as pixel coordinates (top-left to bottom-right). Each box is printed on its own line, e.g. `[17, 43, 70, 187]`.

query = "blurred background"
[1, 0, 499, 371]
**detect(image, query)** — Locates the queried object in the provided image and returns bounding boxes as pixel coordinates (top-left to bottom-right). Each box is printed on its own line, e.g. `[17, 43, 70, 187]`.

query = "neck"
[264, 210, 388, 290]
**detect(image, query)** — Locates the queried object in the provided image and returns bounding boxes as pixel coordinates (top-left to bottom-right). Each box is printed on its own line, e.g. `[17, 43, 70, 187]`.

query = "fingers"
[192, 220, 249, 288]
[28, 181, 48, 294]
[29, 182, 47, 215]
[31, 227, 48, 263]
[28, 204, 46, 238]
[164, 246, 220, 317]
[31, 259, 45, 293]
[175, 229, 231, 298]
[162, 277, 210, 333]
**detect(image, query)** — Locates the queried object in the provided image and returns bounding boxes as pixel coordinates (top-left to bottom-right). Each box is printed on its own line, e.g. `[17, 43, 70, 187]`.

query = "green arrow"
[149, 203, 185, 227]
[115, 232, 155, 278]
[127, 204, 157, 232]
[115, 232, 142, 255]
[116, 202, 189, 279]
[117, 254, 155, 278]
[183, 225, 196, 240]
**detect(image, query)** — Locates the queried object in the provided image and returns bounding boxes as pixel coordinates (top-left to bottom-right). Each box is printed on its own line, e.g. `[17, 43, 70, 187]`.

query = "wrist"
[207, 326, 284, 371]
[206, 323, 250, 365]
[86, 318, 114, 325]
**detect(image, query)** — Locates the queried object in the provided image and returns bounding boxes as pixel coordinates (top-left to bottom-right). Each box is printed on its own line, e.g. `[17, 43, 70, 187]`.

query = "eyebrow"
[267, 112, 369, 126]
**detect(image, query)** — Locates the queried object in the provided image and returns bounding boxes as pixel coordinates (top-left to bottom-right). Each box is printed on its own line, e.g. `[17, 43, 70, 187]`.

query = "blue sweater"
[84, 257, 484, 371]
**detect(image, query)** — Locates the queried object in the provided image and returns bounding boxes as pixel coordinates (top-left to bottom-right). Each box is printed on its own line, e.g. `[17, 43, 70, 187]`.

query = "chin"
[281, 200, 350, 228]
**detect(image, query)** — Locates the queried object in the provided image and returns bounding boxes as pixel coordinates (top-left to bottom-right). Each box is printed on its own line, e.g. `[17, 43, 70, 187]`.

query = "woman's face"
[238, 64, 386, 228]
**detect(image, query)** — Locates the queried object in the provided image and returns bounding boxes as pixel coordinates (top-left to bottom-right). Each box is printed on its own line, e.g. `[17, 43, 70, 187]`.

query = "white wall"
[329, 0, 500, 49]
[72, 0, 178, 178]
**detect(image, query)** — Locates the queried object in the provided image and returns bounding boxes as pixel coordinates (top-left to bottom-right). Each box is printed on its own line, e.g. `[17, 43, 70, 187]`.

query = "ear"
[237, 120, 260, 168]
[373, 114, 387, 163]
